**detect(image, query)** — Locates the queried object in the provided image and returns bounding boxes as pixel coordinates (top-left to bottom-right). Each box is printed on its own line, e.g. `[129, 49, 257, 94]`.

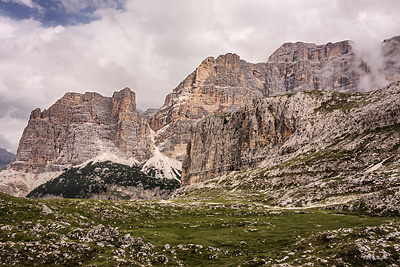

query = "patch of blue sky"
[0, 0, 126, 27]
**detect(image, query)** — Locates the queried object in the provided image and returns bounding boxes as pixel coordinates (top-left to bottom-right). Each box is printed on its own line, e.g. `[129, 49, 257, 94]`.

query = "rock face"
[382, 36, 400, 83]
[11, 36, 400, 174]
[181, 81, 400, 185]
[2, 36, 400, 197]
[11, 88, 152, 173]
[150, 37, 400, 162]
[265, 40, 359, 94]
[149, 53, 266, 161]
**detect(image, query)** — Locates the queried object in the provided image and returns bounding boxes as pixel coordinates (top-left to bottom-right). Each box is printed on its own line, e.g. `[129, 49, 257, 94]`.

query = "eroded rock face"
[150, 37, 400, 162]
[11, 88, 152, 173]
[149, 53, 266, 161]
[265, 40, 359, 94]
[181, 81, 400, 185]
[382, 36, 400, 83]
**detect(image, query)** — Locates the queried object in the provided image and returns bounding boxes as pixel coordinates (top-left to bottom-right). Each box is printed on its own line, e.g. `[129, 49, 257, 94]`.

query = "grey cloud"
[0, 134, 11, 150]
[0, 99, 33, 120]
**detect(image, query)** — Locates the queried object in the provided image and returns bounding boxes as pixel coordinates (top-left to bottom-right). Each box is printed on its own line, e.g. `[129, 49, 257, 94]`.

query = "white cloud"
[2, 0, 44, 14]
[0, 0, 400, 152]
[0, 116, 27, 153]
[3, 0, 36, 8]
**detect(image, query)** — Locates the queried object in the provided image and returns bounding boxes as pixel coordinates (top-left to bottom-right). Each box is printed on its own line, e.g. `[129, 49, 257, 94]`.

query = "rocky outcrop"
[382, 36, 400, 83]
[150, 37, 400, 162]
[182, 81, 400, 185]
[11, 88, 152, 173]
[265, 40, 359, 94]
[149, 53, 266, 161]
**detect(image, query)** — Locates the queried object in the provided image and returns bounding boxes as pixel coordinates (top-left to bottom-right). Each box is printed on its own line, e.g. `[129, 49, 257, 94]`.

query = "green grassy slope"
[1, 192, 399, 266]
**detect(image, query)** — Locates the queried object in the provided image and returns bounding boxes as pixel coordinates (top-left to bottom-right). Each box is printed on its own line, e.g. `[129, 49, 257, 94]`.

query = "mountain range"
[0, 36, 400, 201]
[0, 148, 15, 170]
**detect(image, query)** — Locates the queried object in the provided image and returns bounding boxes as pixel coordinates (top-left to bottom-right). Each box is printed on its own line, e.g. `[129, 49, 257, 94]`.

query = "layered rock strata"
[150, 36, 400, 162]
[11, 88, 152, 173]
[149, 53, 266, 161]
[265, 40, 358, 94]
[181, 81, 400, 185]
[382, 36, 400, 82]
[1, 36, 400, 197]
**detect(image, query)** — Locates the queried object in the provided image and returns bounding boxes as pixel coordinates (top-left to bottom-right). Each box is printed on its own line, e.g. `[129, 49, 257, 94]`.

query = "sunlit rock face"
[11, 88, 152, 173]
[149, 53, 267, 161]
[150, 37, 400, 162]
[182, 81, 400, 185]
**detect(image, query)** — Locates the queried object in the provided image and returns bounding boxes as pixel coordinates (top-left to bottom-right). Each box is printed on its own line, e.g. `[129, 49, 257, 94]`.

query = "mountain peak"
[268, 39, 353, 63]
[10, 87, 151, 174]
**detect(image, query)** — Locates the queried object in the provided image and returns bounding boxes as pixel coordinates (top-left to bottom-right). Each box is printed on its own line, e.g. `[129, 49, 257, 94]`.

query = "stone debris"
[42, 204, 52, 215]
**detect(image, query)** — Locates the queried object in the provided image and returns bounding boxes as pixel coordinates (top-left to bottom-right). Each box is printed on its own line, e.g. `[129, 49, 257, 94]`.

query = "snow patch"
[0, 169, 61, 197]
[142, 129, 182, 181]
[155, 124, 171, 138]
[365, 158, 388, 173]
[176, 92, 190, 102]
[142, 149, 182, 181]
[78, 152, 138, 168]
[170, 91, 191, 108]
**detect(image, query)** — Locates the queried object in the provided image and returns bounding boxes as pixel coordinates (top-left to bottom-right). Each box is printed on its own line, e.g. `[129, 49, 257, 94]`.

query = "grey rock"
[41, 204, 52, 215]
[151, 37, 400, 162]
[182, 81, 400, 185]
[85, 224, 119, 242]
[11, 88, 152, 173]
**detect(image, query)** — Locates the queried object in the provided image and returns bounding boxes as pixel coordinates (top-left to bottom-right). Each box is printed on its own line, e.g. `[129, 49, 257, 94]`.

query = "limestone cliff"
[2, 36, 400, 197]
[11, 88, 152, 173]
[150, 37, 400, 162]
[265, 40, 358, 94]
[382, 36, 400, 83]
[182, 81, 400, 185]
[149, 53, 266, 161]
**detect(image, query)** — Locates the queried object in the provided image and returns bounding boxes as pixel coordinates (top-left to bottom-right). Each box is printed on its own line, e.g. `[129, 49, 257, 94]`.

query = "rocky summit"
[12, 88, 152, 173]
[150, 36, 400, 164]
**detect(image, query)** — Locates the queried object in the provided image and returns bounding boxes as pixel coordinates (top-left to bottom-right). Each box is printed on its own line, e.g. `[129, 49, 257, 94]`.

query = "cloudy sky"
[0, 0, 399, 153]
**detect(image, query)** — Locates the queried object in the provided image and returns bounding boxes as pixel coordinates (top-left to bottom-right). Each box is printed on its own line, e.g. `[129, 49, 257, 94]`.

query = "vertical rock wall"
[11, 88, 152, 173]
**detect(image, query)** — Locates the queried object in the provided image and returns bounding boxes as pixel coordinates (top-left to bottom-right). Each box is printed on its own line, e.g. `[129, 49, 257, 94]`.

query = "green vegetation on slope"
[27, 161, 180, 200]
[1, 192, 399, 266]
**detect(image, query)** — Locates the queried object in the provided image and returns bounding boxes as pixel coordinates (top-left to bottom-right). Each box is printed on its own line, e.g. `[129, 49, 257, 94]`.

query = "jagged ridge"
[1, 36, 400, 198]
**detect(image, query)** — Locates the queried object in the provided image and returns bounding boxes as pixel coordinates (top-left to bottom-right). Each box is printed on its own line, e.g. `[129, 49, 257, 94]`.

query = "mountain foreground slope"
[1, 192, 400, 266]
